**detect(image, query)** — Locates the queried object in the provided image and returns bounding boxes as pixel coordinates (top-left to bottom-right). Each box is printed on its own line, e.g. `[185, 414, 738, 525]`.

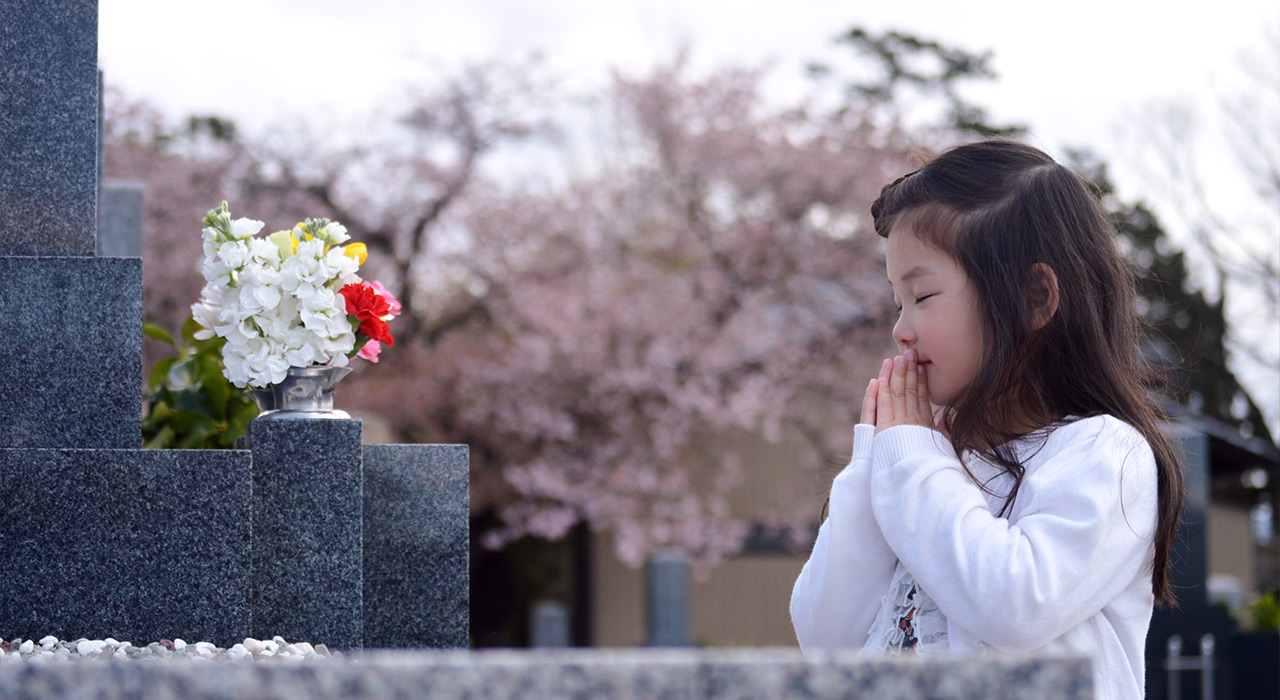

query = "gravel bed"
[0, 636, 338, 663]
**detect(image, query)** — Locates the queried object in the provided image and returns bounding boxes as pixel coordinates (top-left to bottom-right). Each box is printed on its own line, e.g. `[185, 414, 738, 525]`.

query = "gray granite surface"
[0, 0, 98, 256]
[250, 419, 364, 650]
[363, 444, 470, 648]
[96, 182, 144, 258]
[0, 448, 251, 646]
[0, 256, 142, 448]
[0, 650, 1094, 700]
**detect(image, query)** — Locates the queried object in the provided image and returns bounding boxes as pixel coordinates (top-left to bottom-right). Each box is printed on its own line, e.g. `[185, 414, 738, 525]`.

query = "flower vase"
[250, 365, 353, 420]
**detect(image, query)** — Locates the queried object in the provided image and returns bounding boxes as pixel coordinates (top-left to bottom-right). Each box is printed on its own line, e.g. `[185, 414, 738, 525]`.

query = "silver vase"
[250, 365, 353, 420]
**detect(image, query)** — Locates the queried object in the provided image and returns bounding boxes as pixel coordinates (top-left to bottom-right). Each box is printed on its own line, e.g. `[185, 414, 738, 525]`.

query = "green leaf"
[205, 375, 230, 419]
[149, 358, 176, 391]
[142, 313, 254, 450]
[181, 317, 202, 345]
[143, 425, 176, 450]
[143, 323, 176, 346]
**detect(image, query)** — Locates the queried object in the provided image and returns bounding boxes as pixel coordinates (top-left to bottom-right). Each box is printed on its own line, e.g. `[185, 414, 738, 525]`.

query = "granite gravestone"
[97, 182, 144, 257]
[0, 0, 141, 449]
[0, 0, 470, 650]
[0, 0, 251, 646]
[363, 444, 470, 648]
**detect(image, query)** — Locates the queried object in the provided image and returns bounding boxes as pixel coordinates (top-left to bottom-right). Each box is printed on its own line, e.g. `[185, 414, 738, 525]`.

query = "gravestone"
[0, 0, 470, 650]
[363, 444, 471, 648]
[646, 550, 690, 646]
[0, 0, 98, 256]
[97, 181, 144, 257]
[0, 0, 141, 449]
[0, 0, 248, 646]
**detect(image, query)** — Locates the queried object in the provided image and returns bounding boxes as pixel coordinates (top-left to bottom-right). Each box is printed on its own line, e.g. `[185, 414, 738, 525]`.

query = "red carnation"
[339, 283, 395, 347]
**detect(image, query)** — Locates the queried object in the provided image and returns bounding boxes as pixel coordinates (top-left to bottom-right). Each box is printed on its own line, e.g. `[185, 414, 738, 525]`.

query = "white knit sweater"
[791, 416, 1159, 700]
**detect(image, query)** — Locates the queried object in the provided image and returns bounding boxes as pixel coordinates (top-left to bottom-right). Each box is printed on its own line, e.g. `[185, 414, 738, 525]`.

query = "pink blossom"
[368, 280, 401, 318]
[357, 340, 383, 363]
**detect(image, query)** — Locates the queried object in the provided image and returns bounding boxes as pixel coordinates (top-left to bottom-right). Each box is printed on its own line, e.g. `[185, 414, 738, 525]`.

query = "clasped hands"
[862, 349, 939, 433]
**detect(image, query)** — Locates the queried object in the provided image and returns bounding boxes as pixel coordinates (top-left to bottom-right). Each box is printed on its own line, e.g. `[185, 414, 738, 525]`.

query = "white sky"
[99, 0, 1280, 434]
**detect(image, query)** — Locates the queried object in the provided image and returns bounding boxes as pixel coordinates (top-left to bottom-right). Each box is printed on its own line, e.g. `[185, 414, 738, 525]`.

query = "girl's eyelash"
[895, 294, 936, 312]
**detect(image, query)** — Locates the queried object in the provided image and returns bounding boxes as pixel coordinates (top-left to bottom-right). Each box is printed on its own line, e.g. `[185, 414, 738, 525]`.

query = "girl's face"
[885, 228, 986, 407]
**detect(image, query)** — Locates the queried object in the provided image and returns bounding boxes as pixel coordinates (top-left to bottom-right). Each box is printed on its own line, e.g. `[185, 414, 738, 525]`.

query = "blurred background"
[99, 0, 1279, 693]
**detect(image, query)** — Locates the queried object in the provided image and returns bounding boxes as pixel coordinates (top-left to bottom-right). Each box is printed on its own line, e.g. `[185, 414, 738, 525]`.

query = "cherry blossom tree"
[108, 54, 916, 572]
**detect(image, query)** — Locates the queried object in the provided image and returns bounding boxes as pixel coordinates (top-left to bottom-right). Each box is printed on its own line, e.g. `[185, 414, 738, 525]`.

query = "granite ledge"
[0, 649, 1092, 700]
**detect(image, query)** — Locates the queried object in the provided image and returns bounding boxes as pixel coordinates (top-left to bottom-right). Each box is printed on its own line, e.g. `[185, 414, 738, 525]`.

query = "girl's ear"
[1029, 263, 1060, 331]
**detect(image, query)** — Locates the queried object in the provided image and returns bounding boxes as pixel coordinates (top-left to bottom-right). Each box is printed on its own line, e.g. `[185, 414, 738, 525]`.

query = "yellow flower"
[268, 230, 298, 259]
[342, 242, 368, 265]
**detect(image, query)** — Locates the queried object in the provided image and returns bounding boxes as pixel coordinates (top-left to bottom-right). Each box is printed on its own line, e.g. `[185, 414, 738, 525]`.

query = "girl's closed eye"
[893, 293, 935, 313]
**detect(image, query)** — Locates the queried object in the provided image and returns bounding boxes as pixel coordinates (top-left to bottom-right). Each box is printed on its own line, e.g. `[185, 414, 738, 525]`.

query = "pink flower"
[358, 340, 384, 363]
[369, 280, 401, 318]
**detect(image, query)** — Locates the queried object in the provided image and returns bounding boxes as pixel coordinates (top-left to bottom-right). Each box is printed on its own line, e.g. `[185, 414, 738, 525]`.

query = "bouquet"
[190, 202, 400, 389]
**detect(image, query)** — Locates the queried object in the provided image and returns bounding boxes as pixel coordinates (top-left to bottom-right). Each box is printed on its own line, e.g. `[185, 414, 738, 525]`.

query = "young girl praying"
[790, 139, 1184, 700]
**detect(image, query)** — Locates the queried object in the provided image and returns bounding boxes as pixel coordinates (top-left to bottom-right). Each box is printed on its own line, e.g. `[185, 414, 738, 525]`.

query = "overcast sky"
[98, 0, 1279, 432]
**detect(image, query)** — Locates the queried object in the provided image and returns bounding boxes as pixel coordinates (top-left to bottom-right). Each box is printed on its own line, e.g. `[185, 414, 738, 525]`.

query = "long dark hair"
[870, 138, 1184, 606]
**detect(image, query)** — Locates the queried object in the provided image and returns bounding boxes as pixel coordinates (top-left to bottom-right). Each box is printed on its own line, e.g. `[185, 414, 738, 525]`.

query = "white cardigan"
[791, 416, 1159, 700]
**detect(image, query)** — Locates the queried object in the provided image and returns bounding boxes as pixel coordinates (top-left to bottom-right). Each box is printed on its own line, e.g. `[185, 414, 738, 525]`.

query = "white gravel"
[0, 636, 336, 663]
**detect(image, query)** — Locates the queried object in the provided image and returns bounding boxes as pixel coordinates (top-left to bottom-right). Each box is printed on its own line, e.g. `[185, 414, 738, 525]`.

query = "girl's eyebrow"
[889, 264, 932, 284]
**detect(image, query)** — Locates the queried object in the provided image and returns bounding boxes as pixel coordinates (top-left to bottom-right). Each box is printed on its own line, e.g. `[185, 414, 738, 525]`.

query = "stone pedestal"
[250, 419, 364, 649]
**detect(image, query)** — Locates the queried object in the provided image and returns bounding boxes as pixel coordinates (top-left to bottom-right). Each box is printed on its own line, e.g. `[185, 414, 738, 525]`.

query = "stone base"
[0, 448, 251, 646]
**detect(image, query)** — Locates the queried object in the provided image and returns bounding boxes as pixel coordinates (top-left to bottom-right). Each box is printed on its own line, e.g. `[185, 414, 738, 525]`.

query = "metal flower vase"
[250, 365, 353, 421]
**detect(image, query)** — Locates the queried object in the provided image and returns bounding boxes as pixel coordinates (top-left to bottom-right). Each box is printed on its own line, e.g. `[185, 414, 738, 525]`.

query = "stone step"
[0, 448, 251, 646]
[0, 256, 142, 448]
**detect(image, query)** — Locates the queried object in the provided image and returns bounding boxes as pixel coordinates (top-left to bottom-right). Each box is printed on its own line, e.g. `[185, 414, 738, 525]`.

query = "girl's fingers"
[917, 364, 931, 418]
[889, 355, 907, 417]
[861, 378, 877, 424]
[877, 362, 892, 429]
[903, 350, 919, 420]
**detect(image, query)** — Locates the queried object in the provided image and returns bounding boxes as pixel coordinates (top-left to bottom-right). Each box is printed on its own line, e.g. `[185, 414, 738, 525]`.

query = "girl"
[790, 139, 1184, 700]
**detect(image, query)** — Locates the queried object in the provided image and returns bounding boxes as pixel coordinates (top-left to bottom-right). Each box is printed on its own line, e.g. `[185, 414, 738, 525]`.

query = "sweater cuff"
[870, 425, 955, 473]
[852, 423, 875, 461]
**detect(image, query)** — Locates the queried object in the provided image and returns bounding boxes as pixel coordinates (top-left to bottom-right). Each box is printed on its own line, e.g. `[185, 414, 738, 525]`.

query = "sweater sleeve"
[791, 424, 897, 650]
[868, 419, 1158, 651]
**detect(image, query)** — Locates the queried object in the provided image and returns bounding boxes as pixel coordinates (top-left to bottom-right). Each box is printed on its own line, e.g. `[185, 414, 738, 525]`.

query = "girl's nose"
[892, 315, 916, 350]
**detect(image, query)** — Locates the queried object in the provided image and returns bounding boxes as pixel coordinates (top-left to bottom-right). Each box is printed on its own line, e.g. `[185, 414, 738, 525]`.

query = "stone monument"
[0, 0, 469, 651]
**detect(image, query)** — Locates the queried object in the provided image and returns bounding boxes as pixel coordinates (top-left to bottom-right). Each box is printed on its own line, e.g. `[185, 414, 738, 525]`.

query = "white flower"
[217, 240, 251, 269]
[280, 240, 326, 291]
[248, 237, 282, 266]
[191, 286, 224, 340]
[323, 221, 350, 245]
[201, 257, 234, 287]
[228, 217, 265, 240]
[244, 339, 291, 386]
[283, 329, 323, 367]
[324, 246, 359, 279]
[237, 264, 283, 316]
